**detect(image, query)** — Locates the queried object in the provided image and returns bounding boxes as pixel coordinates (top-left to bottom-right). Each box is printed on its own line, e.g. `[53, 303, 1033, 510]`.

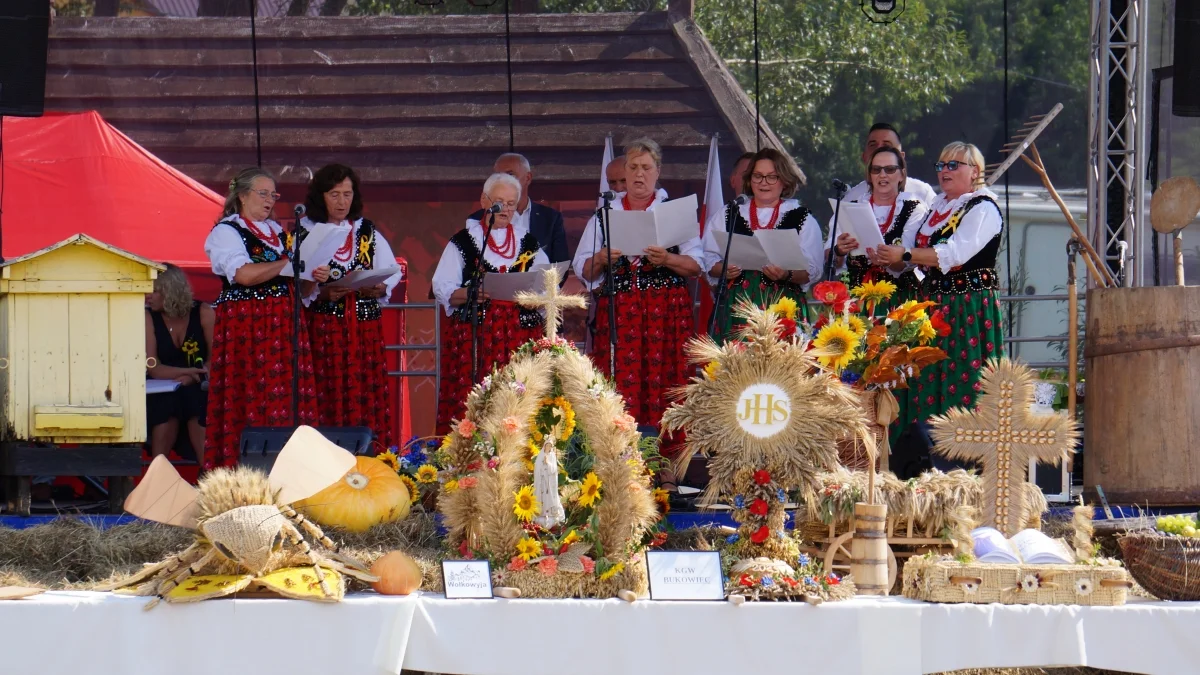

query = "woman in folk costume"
[703, 148, 823, 334]
[433, 173, 548, 434]
[203, 167, 329, 469]
[301, 164, 403, 447]
[870, 141, 1005, 425]
[573, 138, 703, 427]
[826, 146, 930, 311]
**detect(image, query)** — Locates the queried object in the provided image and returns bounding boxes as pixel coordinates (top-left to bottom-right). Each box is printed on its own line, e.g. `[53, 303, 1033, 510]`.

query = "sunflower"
[443, 479, 459, 493]
[843, 314, 868, 337]
[851, 279, 897, 311]
[376, 451, 400, 472]
[524, 439, 541, 471]
[516, 536, 542, 562]
[812, 322, 860, 371]
[917, 319, 938, 344]
[513, 485, 541, 522]
[652, 487, 671, 513]
[598, 561, 625, 581]
[703, 360, 721, 380]
[398, 474, 420, 504]
[416, 464, 439, 483]
[561, 530, 581, 546]
[577, 472, 603, 508]
[767, 296, 799, 320]
[550, 396, 577, 439]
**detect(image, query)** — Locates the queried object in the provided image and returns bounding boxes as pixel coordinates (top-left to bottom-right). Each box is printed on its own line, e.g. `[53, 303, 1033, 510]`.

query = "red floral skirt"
[307, 309, 393, 449]
[436, 301, 542, 434]
[205, 296, 319, 470]
[591, 285, 694, 427]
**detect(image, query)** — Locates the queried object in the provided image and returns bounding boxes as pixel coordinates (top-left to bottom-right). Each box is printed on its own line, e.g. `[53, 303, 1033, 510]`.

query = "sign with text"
[645, 550, 725, 601]
[441, 560, 494, 599]
[735, 383, 791, 438]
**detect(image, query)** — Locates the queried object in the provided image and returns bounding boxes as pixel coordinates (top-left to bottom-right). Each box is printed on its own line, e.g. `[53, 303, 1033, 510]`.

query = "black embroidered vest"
[921, 195, 1003, 295]
[596, 201, 691, 294]
[212, 219, 292, 305]
[450, 227, 543, 328]
[846, 199, 921, 290]
[309, 219, 384, 321]
[723, 202, 812, 290]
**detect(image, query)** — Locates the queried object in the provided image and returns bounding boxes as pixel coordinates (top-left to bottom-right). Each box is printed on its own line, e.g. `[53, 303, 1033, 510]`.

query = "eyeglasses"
[869, 165, 901, 175]
[934, 160, 972, 172]
[251, 189, 281, 201]
[488, 199, 519, 211]
[750, 173, 780, 185]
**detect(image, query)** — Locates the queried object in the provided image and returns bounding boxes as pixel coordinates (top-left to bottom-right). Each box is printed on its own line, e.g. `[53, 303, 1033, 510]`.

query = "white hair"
[483, 172, 522, 197]
[495, 152, 531, 173]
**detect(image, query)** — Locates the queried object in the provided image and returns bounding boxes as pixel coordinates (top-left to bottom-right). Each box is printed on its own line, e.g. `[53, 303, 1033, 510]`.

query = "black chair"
[239, 426, 375, 472]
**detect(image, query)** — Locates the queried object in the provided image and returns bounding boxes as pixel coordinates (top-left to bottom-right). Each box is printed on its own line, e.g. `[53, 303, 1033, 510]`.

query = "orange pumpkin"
[294, 456, 411, 532]
[370, 551, 423, 595]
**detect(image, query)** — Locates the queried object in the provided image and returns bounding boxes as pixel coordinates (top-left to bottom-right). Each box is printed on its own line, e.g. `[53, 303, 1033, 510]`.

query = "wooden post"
[1067, 239, 1079, 421]
[851, 502, 889, 595]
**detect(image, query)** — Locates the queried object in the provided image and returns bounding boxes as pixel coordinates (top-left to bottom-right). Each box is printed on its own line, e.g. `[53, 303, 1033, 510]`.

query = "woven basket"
[836, 390, 890, 472]
[1118, 532, 1200, 601]
[902, 555, 1130, 606]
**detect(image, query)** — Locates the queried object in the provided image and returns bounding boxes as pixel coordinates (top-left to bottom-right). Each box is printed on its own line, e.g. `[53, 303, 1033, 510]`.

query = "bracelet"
[785, 270, 794, 283]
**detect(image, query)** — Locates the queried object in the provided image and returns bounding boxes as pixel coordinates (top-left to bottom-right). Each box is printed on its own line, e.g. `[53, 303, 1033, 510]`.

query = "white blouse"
[299, 216, 405, 303]
[204, 214, 286, 284]
[911, 187, 1002, 273]
[572, 188, 705, 292]
[702, 198, 825, 290]
[432, 217, 550, 316]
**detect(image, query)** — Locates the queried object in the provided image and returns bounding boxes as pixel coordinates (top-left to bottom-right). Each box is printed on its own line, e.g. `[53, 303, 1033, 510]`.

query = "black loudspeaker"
[0, 0, 50, 117]
[1175, 1, 1200, 117]
[239, 426, 376, 472]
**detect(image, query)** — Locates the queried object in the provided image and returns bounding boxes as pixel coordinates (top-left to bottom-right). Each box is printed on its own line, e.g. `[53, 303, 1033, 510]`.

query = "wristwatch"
[902, 247, 913, 263]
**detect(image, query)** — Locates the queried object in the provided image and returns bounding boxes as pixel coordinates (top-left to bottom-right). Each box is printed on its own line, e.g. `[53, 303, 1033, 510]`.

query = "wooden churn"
[848, 418, 890, 595]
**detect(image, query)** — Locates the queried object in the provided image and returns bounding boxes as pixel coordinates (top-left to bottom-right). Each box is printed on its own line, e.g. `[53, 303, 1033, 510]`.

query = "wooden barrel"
[1084, 286, 1200, 504]
[850, 502, 889, 595]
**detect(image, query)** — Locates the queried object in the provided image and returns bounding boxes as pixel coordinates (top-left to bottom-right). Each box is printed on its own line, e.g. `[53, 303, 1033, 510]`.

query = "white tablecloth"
[1, 591, 1195, 675]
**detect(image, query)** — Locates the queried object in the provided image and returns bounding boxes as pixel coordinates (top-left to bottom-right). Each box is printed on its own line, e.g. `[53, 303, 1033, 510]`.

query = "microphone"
[734, 194, 750, 206]
[831, 179, 849, 196]
[600, 190, 617, 201]
[293, 204, 306, 218]
[487, 201, 503, 214]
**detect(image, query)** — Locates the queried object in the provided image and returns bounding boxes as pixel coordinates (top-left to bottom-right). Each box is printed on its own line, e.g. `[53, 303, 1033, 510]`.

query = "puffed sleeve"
[432, 239, 465, 317]
[932, 200, 1002, 272]
[205, 222, 251, 285]
[572, 213, 604, 291]
[372, 231, 405, 299]
[800, 213, 825, 288]
[676, 234, 706, 274]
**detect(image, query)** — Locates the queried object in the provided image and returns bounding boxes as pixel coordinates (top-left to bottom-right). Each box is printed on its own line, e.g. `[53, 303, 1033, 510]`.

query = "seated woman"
[145, 263, 214, 466]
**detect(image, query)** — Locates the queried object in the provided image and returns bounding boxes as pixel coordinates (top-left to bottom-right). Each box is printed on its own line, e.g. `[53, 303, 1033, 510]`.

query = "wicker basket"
[836, 390, 894, 472]
[1118, 532, 1200, 601]
[902, 555, 1130, 606]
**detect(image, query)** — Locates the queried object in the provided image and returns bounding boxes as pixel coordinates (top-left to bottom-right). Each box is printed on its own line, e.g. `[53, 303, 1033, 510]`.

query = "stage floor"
[0, 590, 1192, 675]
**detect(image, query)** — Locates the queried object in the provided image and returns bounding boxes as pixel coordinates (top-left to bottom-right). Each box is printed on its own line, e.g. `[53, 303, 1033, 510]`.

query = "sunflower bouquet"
[376, 435, 452, 508]
[808, 280, 949, 390]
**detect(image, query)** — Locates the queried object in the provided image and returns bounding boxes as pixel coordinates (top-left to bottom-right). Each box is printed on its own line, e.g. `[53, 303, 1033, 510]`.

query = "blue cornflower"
[760, 576, 774, 588]
[803, 576, 816, 585]
[425, 439, 439, 449]
[798, 554, 811, 567]
[726, 533, 740, 544]
[733, 495, 745, 509]
[840, 371, 862, 385]
[777, 488, 788, 503]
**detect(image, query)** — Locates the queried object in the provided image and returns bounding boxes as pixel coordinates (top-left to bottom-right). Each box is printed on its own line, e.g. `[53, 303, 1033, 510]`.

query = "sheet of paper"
[298, 224, 346, 281]
[326, 267, 398, 290]
[753, 228, 809, 271]
[607, 209, 658, 254]
[145, 379, 181, 395]
[829, 198, 886, 256]
[645, 550, 725, 601]
[1011, 529, 1074, 564]
[971, 527, 1020, 564]
[482, 262, 570, 302]
[651, 194, 700, 249]
[710, 230, 771, 271]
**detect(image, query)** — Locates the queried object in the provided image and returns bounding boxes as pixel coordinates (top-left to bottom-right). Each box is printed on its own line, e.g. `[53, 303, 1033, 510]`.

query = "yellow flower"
[767, 296, 799, 320]
[416, 464, 439, 483]
[550, 396, 577, 439]
[652, 487, 670, 513]
[562, 530, 581, 546]
[598, 561, 625, 581]
[577, 472, 603, 508]
[377, 451, 400, 472]
[888, 299, 936, 323]
[917, 318, 937, 345]
[444, 479, 459, 493]
[440, 434, 453, 450]
[844, 314, 868, 337]
[851, 279, 897, 309]
[703, 360, 721, 380]
[813, 322, 860, 372]
[524, 439, 540, 471]
[398, 475, 420, 504]
[516, 536, 542, 561]
[513, 485, 541, 522]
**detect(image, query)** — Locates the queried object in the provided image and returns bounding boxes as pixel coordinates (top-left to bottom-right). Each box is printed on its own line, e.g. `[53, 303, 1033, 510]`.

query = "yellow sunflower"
[703, 360, 721, 380]
[851, 279, 897, 310]
[550, 396, 577, 438]
[917, 318, 937, 344]
[513, 485, 541, 522]
[653, 487, 670, 513]
[516, 536, 542, 561]
[767, 296, 799, 320]
[376, 451, 400, 472]
[561, 530, 581, 546]
[416, 464, 439, 483]
[844, 314, 868, 337]
[398, 474, 420, 504]
[813, 322, 860, 371]
[577, 472, 603, 508]
[524, 439, 541, 471]
[598, 561, 625, 581]
[443, 479, 459, 493]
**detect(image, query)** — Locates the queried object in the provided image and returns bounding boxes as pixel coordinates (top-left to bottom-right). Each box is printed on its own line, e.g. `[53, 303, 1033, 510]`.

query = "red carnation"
[753, 469, 772, 485]
[749, 498, 770, 516]
[813, 281, 850, 309]
[750, 526, 771, 544]
[777, 317, 797, 339]
[931, 311, 952, 337]
[650, 531, 669, 547]
[739, 574, 755, 588]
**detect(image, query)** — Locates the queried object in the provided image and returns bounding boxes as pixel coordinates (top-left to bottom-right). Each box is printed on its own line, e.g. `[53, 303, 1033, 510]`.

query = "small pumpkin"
[294, 456, 411, 532]
[370, 551, 423, 595]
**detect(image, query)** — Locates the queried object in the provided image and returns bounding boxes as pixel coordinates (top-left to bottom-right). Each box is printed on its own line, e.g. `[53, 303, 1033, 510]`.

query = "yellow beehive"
[0, 234, 163, 444]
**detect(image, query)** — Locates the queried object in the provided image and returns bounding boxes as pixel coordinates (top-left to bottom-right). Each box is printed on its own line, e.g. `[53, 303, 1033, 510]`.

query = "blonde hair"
[624, 137, 663, 168]
[938, 142, 987, 189]
[220, 167, 276, 221]
[154, 263, 194, 319]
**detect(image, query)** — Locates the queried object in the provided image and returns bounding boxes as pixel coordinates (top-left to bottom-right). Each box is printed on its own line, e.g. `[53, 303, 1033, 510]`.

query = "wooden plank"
[6, 297, 30, 440]
[0, 297, 10, 440]
[67, 294, 111, 408]
[27, 294, 71, 416]
[110, 295, 148, 444]
[34, 412, 125, 432]
[0, 444, 144, 477]
[1, 280, 153, 294]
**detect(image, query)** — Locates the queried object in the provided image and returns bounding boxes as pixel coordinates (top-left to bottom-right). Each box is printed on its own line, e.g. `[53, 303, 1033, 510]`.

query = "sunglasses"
[869, 165, 901, 175]
[934, 160, 972, 172]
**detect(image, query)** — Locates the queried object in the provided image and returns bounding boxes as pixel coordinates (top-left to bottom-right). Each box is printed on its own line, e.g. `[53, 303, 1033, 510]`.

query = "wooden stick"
[1175, 232, 1186, 286]
[1067, 240, 1078, 422]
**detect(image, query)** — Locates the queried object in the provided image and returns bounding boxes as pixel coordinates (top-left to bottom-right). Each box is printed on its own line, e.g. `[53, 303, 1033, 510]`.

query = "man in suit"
[470, 153, 570, 264]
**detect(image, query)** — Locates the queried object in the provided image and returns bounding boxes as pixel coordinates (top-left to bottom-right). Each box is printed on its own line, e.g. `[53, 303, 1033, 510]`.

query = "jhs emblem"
[735, 384, 791, 438]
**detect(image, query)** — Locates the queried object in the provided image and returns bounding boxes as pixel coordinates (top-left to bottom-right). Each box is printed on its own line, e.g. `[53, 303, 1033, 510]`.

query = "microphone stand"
[598, 193, 618, 380]
[823, 182, 850, 282]
[467, 208, 498, 384]
[290, 207, 306, 427]
[707, 198, 742, 340]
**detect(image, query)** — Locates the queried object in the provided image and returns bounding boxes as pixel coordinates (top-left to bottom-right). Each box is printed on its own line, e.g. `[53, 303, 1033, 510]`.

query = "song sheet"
[326, 267, 398, 290]
[606, 194, 699, 254]
[710, 229, 808, 271]
[828, 198, 886, 256]
[298, 223, 347, 281]
[483, 262, 571, 302]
